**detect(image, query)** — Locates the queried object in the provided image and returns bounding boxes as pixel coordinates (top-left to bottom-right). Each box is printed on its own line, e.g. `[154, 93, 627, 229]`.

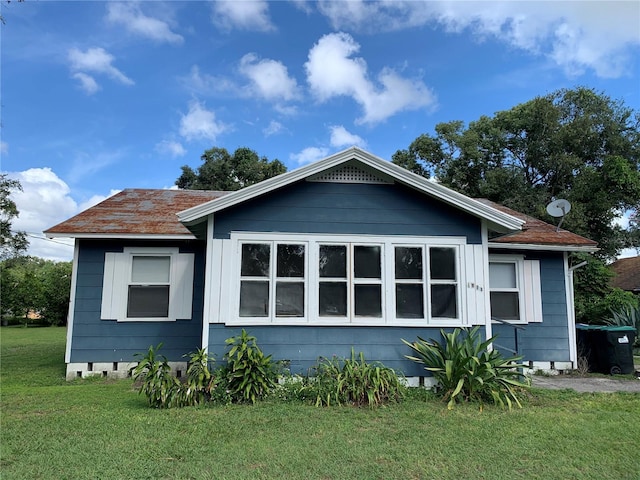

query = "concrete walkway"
[530, 374, 640, 393]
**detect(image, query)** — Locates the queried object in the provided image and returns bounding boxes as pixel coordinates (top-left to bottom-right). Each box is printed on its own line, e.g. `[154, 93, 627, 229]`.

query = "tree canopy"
[176, 147, 287, 191]
[392, 87, 640, 260]
[1, 174, 28, 260]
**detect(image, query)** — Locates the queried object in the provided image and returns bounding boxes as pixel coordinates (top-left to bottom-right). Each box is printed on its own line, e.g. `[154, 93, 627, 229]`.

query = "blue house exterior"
[46, 148, 597, 381]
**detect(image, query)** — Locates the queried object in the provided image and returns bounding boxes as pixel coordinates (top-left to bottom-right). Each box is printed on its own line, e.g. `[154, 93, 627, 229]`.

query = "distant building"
[610, 256, 640, 294]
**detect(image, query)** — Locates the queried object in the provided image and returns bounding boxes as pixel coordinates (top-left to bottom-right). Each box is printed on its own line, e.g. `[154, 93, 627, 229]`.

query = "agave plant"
[402, 327, 529, 410]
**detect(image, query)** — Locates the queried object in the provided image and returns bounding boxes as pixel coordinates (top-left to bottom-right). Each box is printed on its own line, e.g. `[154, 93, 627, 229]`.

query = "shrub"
[223, 329, 277, 404]
[303, 350, 405, 407]
[180, 348, 215, 406]
[131, 343, 182, 408]
[402, 327, 529, 410]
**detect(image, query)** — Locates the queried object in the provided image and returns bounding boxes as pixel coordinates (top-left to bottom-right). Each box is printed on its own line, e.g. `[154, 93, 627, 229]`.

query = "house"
[45, 147, 598, 382]
[609, 256, 640, 295]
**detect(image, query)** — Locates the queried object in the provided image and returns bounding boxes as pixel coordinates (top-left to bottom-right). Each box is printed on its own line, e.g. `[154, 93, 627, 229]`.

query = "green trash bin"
[577, 324, 636, 375]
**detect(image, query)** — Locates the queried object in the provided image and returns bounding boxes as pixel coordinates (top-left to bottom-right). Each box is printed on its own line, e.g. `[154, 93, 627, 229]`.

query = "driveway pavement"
[531, 374, 640, 393]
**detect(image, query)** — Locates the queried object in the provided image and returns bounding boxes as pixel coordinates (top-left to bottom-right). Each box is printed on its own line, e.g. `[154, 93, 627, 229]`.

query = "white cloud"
[7, 169, 94, 261]
[67, 150, 125, 184]
[106, 2, 184, 45]
[317, 0, 640, 79]
[155, 140, 187, 158]
[182, 65, 240, 96]
[329, 125, 366, 148]
[68, 47, 134, 87]
[290, 146, 329, 165]
[212, 0, 275, 32]
[1, 141, 8, 154]
[263, 120, 285, 137]
[71, 72, 100, 95]
[239, 53, 301, 102]
[179, 100, 230, 142]
[305, 32, 436, 124]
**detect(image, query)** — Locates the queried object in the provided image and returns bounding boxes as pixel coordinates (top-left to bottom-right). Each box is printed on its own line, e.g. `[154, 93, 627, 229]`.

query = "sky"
[1, 0, 639, 262]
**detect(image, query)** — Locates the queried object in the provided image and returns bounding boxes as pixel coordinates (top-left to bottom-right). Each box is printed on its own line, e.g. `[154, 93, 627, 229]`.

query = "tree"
[393, 87, 640, 259]
[0, 256, 72, 325]
[176, 147, 287, 191]
[0, 174, 28, 260]
[393, 87, 640, 323]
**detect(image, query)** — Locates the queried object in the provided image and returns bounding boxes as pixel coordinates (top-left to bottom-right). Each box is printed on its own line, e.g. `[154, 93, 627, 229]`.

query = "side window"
[239, 243, 271, 317]
[489, 261, 521, 321]
[101, 248, 194, 322]
[394, 246, 424, 319]
[127, 256, 171, 318]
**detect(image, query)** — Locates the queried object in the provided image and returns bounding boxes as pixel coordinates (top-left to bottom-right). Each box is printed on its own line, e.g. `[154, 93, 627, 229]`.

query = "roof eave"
[177, 147, 524, 231]
[45, 233, 198, 240]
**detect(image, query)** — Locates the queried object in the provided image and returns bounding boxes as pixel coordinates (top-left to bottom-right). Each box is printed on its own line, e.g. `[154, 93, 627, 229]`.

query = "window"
[239, 242, 306, 319]
[127, 256, 171, 318]
[489, 256, 542, 323]
[101, 247, 194, 322]
[231, 234, 465, 326]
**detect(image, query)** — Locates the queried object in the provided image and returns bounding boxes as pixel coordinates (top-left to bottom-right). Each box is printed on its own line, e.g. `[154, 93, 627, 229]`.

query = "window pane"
[490, 292, 520, 320]
[431, 284, 457, 318]
[395, 247, 423, 279]
[131, 256, 170, 283]
[276, 282, 304, 317]
[396, 284, 424, 318]
[127, 285, 169, 317]
[489, 263, 517, 289]
[354, 246, 381, 278]
[277, 244, 305, 278]
[430, 247, 456, 280]
[319, 282, 347, 316]
[319, 245, 346, 278]
[355, 285, 382, 317]
[239, 281, 269, 317]
[241, 244, 270, 277]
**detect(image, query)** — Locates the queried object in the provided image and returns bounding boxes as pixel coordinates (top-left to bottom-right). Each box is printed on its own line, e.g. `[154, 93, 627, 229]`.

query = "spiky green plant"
[223, 329, 276, 404]
[605, 305, 640, 347]
[402, 327, 529, 410]
[130, 343, 182, 408]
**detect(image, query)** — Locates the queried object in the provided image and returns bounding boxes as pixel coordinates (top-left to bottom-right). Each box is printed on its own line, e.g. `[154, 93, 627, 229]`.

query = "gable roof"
[177, 147, 525, 232]
[45, 189, 227, 238]
[610, 256, 640, 292]
[478, 199, 598, 252]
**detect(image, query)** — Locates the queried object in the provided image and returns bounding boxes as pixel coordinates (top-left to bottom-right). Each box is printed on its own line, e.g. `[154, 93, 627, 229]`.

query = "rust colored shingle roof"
[476, 199, 598, 250]
[45, 189, 228, 237]
[610, 256, 640, 292]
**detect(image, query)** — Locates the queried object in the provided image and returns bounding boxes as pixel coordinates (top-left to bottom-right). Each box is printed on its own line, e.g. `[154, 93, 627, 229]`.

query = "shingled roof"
[45, 189, 228, 238]
[610, 256, 640, 293]
[46, 188, 597, 251]
[476, 199, 598, 251]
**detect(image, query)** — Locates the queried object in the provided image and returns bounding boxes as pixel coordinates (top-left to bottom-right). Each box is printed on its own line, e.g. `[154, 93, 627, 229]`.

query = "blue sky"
[2, 0, 639, 261]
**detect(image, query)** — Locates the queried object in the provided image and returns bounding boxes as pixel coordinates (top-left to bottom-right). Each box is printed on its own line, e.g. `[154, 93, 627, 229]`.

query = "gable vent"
[308, 164, 392, 184]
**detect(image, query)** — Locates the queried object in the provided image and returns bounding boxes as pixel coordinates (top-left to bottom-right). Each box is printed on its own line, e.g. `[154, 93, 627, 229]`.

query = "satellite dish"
[546, 199, 571, 217]
[546, 199, 571, 231]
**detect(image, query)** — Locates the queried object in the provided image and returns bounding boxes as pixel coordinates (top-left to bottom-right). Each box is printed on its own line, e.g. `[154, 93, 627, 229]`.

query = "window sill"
[220, 319, 470, 328]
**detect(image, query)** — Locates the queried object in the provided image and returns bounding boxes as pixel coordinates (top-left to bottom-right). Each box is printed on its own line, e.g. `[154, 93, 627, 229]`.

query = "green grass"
[2, 327, 640, 480]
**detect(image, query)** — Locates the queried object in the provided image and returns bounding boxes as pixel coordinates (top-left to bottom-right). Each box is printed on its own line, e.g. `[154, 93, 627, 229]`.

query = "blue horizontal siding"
[209, 324, 460, 377]
[69, 239, 206, 363]
[492, 252, 570, 362]
[213, 182, 481, 243]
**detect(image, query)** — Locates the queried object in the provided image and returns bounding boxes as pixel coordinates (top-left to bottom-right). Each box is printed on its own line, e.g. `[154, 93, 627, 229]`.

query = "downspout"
[566, 256, 588, 366]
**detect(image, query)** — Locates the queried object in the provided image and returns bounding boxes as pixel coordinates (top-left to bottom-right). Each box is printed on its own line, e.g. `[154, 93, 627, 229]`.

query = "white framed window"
[101, 247, 194, 322]
[230, 233, 465, 326]
[489, 255, 542, 324]
[238, 242, 308, 321]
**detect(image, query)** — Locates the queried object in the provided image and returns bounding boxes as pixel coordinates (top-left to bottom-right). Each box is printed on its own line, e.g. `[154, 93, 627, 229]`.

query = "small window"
[127, 256, 170, 318]
[353, 245, 382, 317]
[319, 245, 347, 317]
[240, 244, 271, 317]
[489, 261, 520, 321]
[276, 244, 305, 318]
[395, 247, 424, 318]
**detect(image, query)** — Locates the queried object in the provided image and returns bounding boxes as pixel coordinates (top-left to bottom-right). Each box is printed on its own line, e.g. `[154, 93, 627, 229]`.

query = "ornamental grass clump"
[304, 349, 405, 407]
[402, 327, 529, 410]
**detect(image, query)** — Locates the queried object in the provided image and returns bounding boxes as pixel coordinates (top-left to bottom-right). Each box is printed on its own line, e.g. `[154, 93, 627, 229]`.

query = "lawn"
[2, 327, 640, 480]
